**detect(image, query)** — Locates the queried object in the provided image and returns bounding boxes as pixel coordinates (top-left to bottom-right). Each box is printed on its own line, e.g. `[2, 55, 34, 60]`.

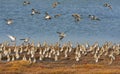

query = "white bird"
[28, 57, 32, 64]
[57, 32, 66, 40]
[31, 9, 40, 15]
[54, 55, 58, 61]
[15, 53, 20, 59]
[0, 53, 2, 61]
[37, 42, 41, 47]
[7, 55, 10, 62]
[33, 58, 36, 63]
[11, 55, 15, 61]
[5, 19, 13, 25]
[88, 15, 100, 21]
[23, 54, 27, 61]
[45, 12, 51, 20]
[39, 55, 43, 61]
[7, 35, 16, 42]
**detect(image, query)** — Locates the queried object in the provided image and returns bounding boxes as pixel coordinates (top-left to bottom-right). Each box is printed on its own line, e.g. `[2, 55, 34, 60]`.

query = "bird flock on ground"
[0, 41, 120, 65]
[1, 1, 119, 65]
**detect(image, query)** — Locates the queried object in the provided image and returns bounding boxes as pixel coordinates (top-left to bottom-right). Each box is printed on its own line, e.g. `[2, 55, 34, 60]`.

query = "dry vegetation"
[0, 55, 120, 74]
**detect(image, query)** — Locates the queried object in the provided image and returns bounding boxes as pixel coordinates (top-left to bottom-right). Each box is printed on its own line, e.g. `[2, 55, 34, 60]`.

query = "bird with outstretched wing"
[7, 35, 16, 42]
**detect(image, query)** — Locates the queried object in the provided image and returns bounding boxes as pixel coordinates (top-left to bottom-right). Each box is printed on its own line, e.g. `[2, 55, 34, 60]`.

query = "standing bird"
[31, 9, 40, 15]
[5, 19, 13, 25]
[23, 1, 30, 6]
[57, 32, 66, 41]
[104, 3, 112, 9]
[52, 2, 60, 8]
[7, 35, 16, 42]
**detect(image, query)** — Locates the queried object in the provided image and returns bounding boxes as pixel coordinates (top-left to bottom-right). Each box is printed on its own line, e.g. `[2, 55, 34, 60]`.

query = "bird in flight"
[7, 35, 16, 42]
[88, 15, 100, 21]
[72, 13, 81, 22]
[44, 12, 52, 20]
[31, 9, 40, 15]
[5, 19, 13, 25]
[103, 3, 112, 9]
[52, 2, 60, 8]
[20, 38, 29, 43]
[57, 32, 66, 41]
[23, 1, 30, 6]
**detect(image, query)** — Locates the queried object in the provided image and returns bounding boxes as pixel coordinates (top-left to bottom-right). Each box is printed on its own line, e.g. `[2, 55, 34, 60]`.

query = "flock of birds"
[1, 1, 118, 65]
[4, 1, 112, 42]
[5, 1, 112, 24]
[0, 41, 120, 65]
[5, 1, 66, 42]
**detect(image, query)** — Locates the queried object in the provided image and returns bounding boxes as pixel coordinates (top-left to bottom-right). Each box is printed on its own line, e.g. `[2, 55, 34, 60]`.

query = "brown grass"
[0, 60, 120, 74]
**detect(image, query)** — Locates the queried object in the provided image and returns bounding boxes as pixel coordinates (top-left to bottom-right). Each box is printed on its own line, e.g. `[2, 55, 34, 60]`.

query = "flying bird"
[20, 38, 29, 43]
[104, 3, 112, 9]
[23, 1, 30, 5]
[5, 19, 13, 25]
[52, 2, 60, 8]
[44, 12, 52, 20]
[31, 9, 40, 15]
[88, 15, 100, 21]
[54, 14, 61, 18]
[72, 13, 81, 22]
[7, 35, 16, 42]
[57, 32, 66, 41]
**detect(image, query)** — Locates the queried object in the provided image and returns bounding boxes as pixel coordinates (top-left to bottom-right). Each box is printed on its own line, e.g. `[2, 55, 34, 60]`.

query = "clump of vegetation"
[7, 60, 30, 67]
[71, 64, 105, 69]
[0, 60, 31, 73]
[0, 62, 120, 74]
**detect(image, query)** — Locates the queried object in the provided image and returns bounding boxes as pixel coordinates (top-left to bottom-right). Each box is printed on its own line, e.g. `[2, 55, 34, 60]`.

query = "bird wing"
[7, 35, 15, 41]
[20, 39, 25, 40]
[57, 32, 61, 34]
[60, 36, 64, 40]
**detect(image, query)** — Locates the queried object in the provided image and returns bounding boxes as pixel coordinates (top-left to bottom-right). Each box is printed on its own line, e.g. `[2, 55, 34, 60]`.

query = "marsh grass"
[0, 61, 120, 74]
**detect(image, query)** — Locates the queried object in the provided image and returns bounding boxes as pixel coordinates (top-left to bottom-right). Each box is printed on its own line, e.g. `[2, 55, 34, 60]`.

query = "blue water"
[0, 0, 120, 45]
